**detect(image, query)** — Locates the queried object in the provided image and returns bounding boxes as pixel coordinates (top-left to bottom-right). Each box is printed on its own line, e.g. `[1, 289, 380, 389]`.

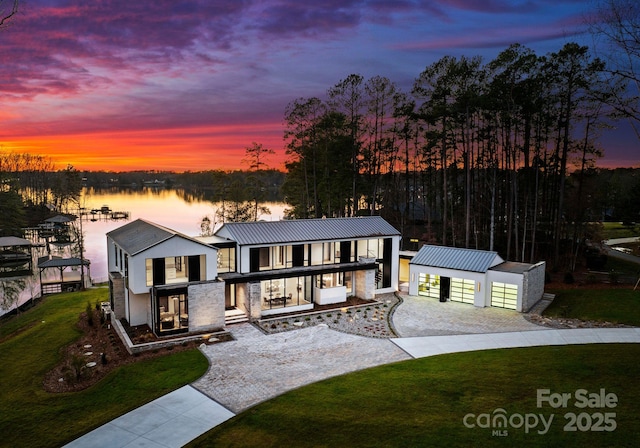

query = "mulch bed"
[42, 308, 201, 393]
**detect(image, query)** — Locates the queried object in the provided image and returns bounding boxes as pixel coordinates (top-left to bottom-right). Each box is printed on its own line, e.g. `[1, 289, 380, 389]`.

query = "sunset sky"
[1, 0, 638, 172]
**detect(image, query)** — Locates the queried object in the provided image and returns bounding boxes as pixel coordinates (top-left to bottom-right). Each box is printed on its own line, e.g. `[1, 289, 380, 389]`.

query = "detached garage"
[408, 245, 546, 312]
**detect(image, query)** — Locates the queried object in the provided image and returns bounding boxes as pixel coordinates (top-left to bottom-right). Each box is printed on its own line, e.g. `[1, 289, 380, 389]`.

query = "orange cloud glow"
[3, 123, 287, 172]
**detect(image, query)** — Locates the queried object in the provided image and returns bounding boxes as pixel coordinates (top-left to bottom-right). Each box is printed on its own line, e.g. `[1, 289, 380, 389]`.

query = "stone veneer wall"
[355, 257, 376, 300]
[188, 280, 225, 332]
[110, 312, 227, 355]
[522, 261, 546, 312]
[109, 272, 125, 319]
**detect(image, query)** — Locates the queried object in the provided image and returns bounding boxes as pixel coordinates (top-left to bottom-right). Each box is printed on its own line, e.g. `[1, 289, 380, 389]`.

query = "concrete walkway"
[604, 237, 640, 245]
[603, 240, 640, 267]
[66, 295, 640, 447]
[64, 386, 234, 448]
[393, 327, 640, 358]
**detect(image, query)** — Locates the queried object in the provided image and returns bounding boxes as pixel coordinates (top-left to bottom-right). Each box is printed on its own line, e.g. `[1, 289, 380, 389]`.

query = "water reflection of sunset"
[80, 189, 285, 282]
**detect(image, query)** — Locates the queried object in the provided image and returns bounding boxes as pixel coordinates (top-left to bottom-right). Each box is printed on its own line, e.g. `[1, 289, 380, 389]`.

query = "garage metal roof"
[410, 245, 504, 273]
[215, 216, 400, 246]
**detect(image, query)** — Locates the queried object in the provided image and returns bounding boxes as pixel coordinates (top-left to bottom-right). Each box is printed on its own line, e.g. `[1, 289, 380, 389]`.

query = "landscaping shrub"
[63, 354, 90, 383]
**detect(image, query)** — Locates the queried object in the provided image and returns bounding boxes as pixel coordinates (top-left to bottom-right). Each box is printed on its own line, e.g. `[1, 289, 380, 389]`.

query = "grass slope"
[0, 288, 209, 448]
[545, 288, 640, 326]
[601, 222, 640, 240]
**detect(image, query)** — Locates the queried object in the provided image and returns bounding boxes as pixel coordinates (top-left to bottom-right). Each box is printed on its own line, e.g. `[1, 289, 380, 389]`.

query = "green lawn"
[0, 288, 209, 448]
[605, 256, 640, 277]
[601, 221, 640, 240]
[544, 288, 640, 326]
[190, 287, 640, 447]
[4, 287, 637, 448]
[189, 344, 640, 448]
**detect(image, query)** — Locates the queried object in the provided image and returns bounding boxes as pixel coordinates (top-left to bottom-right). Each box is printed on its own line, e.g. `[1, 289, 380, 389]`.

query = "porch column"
[247, 281, 262, 321]
[355, 257, 376, 300]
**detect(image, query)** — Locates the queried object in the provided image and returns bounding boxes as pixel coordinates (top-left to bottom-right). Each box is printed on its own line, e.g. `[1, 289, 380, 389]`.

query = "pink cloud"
[1, 0, 630, 170]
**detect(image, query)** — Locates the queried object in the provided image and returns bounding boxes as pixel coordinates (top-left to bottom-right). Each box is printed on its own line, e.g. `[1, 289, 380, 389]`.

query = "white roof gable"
[107, 219, 215, 256]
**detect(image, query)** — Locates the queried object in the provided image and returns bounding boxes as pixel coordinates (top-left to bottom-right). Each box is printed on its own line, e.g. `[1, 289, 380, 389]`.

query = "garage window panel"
[450, 278, 475, 304]
[417, 273, 440, 300]
[491, 282, 518, 309]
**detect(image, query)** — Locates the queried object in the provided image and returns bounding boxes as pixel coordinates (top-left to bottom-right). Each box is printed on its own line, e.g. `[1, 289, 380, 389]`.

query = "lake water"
[1, 188, 286, 314]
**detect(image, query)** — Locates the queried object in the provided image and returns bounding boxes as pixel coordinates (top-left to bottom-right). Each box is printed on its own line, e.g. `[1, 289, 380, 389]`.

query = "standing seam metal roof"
[410, 245, 503, 273]
[215, 216, 400, 246]
[106, 219, 214, 255]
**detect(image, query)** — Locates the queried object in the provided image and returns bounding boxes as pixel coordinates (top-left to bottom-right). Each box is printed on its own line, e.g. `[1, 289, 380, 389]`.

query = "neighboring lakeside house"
[213, 216, 402, 319]
[408, 245, 545, 312]
[107, 216, 401, 337]
[107, 219, 224, 337]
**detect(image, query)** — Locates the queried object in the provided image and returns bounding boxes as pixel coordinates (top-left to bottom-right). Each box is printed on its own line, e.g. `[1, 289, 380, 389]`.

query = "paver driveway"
[193, 294, 547, 412]
[392, 294, 548, 336]
[192, 323, 410, 413]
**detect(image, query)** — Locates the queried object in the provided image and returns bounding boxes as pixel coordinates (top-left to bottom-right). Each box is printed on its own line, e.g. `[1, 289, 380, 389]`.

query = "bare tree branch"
[0, 0, 19, 29]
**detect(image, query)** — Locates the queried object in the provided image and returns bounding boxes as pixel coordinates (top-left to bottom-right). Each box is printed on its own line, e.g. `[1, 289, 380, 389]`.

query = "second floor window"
[146, 255, 204, 286]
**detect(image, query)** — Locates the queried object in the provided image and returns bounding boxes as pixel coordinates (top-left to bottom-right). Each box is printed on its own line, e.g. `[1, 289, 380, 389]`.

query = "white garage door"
[491, 282, 518, 310]
[450, 278, 475, 304]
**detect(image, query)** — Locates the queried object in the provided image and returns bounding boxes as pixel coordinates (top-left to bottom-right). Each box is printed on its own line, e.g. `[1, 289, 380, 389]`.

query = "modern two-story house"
[213, 216, 401, 319]
[107, 219, 225, 336]
[107, 216, 401, 336]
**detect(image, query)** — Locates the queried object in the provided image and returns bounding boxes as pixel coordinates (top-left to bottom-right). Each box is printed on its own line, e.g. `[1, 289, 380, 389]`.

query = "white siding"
[128, 292, 149, 326]
[127, 236, 217, 294]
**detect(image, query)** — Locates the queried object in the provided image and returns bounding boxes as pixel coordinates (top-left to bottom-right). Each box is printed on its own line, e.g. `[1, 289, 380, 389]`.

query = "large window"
[250, 245, 295, 272]
[316, 271, 352, 293]
[310, 243, 323, 266]
[261, 276, 312, 310]
[217, 247, 236, 273]
[156, 293, 188, 334]
[248, 240, 383, 272]
[146, 255, 204, 286]
[356, 238, 386, 260]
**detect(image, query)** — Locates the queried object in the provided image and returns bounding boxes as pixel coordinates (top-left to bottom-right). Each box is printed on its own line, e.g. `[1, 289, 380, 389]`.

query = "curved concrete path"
[65, 296, 640, 448]
[393, 327, 640, 358]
